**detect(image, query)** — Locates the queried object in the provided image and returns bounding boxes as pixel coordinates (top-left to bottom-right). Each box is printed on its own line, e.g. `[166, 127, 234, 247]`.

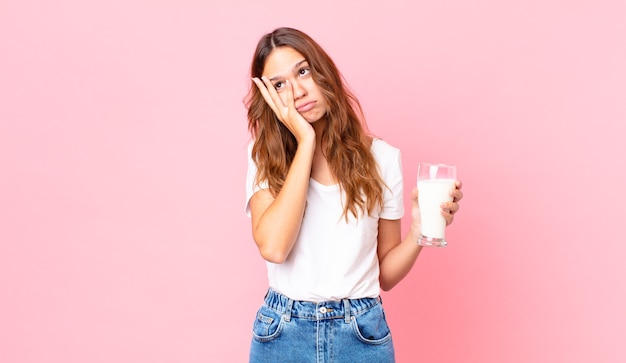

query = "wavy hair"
[245, 27, 384, 220]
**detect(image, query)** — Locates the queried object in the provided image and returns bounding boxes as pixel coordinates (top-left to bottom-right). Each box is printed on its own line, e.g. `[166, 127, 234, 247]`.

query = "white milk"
[418, 179, 455, 239]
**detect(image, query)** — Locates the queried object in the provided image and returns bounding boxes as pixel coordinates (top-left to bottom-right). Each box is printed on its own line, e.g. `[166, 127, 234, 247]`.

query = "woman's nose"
[291, 79, 306, 99]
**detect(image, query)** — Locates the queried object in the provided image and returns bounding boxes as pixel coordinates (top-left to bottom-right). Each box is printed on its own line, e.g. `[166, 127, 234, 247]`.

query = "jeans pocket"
[351, 304, 392, 345]
[251, 305, 284, 343]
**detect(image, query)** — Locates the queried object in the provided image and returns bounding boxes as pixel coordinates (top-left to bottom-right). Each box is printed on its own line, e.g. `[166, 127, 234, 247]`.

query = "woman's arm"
[249, 138, 314, 264]
[378, 182, 463, 290]
[377, 217, 422, 291]
[249, 77, 316, 264]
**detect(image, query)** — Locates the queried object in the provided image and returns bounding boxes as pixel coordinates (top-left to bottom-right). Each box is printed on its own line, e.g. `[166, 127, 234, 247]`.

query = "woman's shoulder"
[371, 138, 401, 159]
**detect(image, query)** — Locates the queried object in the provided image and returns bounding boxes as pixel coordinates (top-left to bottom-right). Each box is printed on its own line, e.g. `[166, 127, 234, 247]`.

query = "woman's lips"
[296, 101, 316, 112]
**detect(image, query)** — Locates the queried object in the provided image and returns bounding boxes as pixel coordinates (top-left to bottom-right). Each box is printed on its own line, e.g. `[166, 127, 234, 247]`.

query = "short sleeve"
[373, 139, 404, 220]
[245, 141, 268, 217]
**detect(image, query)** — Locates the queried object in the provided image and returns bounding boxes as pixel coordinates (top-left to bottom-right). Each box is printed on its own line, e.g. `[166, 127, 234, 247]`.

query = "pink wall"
[1, 1, 624, 362]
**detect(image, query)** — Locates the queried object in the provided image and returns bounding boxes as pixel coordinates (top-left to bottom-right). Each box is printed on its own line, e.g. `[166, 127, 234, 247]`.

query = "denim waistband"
[263, 288, 381, 323]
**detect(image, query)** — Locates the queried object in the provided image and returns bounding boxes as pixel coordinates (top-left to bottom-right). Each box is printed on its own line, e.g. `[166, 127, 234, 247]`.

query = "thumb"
[411, 187, 419, 207]
[411, 187, 422, 232]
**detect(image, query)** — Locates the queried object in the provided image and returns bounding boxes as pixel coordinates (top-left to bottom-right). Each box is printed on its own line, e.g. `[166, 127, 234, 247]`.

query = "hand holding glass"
[417, 163, 457, 247]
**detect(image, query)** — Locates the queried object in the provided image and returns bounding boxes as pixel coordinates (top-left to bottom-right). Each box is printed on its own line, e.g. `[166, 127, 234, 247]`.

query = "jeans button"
[319, 307, 327, 314]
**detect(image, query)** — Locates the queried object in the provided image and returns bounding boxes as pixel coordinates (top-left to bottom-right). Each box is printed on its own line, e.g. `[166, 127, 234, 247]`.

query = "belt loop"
[284, 298, 294, 322]
[343, 298, 351, 323]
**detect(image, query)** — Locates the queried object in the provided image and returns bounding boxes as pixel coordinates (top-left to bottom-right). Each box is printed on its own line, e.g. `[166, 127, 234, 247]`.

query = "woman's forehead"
[263, 47, 307, 77]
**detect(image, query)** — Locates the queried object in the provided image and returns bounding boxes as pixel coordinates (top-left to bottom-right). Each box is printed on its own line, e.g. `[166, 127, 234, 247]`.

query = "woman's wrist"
[405, 227, 422, 245]
[295, 132, 315, 152]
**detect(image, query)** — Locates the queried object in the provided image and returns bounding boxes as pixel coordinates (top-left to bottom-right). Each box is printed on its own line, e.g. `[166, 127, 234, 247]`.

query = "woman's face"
[262, 46, 328, 123]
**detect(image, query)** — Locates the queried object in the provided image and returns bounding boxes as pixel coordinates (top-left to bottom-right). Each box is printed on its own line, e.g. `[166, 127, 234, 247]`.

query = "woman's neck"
[309, 117, 337, 185]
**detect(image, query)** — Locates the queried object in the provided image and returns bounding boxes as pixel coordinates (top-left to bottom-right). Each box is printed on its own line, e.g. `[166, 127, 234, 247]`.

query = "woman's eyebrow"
[269, 59, 308, 82]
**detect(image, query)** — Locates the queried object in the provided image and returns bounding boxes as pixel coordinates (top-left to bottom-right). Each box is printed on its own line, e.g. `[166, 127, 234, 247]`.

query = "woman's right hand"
[252, 77, 315, 143]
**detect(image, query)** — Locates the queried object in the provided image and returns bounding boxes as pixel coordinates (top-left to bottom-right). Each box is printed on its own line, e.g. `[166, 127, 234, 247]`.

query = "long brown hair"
[245, 27, 384, 220]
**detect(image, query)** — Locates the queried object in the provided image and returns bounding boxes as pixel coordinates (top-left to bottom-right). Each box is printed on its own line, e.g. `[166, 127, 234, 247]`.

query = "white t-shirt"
[245, 139, 404, 301]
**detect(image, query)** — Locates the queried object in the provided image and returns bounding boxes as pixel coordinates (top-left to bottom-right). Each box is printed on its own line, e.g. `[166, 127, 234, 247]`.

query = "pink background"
[1, 0, 625, 362]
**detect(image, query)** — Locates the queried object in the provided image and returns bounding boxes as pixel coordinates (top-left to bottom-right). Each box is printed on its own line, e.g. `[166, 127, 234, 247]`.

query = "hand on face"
[252, 76, 315, 143]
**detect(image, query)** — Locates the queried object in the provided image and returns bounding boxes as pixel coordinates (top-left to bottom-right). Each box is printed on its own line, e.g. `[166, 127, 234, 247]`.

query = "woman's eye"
[299, 67, 311, 76]
[273, 81, 285, 91]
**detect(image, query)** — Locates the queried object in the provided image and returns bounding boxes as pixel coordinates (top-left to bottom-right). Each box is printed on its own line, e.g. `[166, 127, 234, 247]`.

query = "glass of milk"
[417, 163, 457, 247]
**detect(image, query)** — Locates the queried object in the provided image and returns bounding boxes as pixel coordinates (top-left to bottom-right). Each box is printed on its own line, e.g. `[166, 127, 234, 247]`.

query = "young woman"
[244, 27, 463, 363]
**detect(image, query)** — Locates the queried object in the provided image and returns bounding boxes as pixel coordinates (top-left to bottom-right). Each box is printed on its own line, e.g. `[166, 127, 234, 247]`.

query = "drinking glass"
[417, 163, 457, 247]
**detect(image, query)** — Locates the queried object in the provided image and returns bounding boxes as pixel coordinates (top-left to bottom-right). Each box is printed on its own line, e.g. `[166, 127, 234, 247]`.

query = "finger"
[450, 182, 463, 202]
[260, 76, 287, 111]
[441, 206, 455, 225]
[252, 77, 275, 107]
[440, 202, 456, 214]
[252, 77, 281, 116]
[282, 79, 296, 111]
[452, 190, 463, 203]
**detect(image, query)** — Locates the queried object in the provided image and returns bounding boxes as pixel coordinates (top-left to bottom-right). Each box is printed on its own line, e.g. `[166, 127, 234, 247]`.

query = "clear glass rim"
[418, 162, 456, 168]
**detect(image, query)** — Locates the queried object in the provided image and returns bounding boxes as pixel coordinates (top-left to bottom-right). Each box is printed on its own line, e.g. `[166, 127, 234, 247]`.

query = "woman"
[244, 27, 463, 363]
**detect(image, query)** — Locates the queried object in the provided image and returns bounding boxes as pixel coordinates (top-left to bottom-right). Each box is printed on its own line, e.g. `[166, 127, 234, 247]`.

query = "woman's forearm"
[378, 227, 423, 291]
[251, 137, 315, 263]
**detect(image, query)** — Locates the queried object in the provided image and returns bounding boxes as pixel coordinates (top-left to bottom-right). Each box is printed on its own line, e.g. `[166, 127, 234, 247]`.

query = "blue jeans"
[249, 289, 395, 363]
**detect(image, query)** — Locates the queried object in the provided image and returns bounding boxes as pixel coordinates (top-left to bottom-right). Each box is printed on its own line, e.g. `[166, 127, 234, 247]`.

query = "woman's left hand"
[442, 180, 463, 225]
